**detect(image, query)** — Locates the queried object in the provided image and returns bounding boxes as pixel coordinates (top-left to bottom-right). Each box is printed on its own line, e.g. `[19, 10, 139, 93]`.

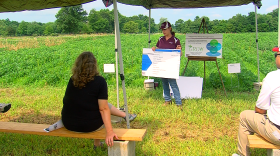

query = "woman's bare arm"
[98, 99, 119, 146]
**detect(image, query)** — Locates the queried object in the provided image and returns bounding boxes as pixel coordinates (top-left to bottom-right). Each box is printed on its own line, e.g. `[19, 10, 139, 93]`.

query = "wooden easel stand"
[182, 56, 227, 97]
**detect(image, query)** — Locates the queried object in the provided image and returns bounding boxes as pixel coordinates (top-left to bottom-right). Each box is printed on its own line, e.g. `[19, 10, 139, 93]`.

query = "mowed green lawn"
[0, 33, 276, 155]
[0, 86, 266, 155]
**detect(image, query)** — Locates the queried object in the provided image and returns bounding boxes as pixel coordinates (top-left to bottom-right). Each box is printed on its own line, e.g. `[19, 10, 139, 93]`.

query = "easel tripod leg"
[216, 60, 227, 97]
[204, 61, 206, 87]
[182, 60, 190, 76]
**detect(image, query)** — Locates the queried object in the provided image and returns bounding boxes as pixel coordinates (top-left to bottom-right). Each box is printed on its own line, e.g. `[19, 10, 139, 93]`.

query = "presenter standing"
[152, 21, 182, 107]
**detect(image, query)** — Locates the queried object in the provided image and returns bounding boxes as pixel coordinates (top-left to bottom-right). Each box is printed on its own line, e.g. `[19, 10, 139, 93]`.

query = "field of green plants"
[0, 32, 278, 91]
[0, 32, 278, 155]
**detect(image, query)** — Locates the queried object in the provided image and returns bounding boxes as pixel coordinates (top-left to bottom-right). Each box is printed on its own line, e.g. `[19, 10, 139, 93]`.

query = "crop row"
[0, 33, 278, 91]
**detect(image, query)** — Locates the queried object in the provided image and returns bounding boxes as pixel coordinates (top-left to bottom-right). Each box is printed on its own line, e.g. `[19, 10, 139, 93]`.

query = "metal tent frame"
[0, 0, 267, 129]
[114, 1, 262, 128]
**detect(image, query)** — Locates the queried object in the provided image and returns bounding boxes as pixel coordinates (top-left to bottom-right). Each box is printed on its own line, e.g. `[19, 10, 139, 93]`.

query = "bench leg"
[268, 149, 273, 156]
[267, 149, 280, 156]
[108, 141, 135, 156]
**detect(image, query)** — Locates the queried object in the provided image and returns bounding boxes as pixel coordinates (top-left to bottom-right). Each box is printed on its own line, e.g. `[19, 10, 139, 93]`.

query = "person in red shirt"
[152, 21, 182, 107]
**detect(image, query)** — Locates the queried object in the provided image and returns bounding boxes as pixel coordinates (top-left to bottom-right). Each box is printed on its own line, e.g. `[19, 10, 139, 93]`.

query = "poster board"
[142, 48, 181, 79]
[166, 76, 203, 99]
[185, 34, 223, 58]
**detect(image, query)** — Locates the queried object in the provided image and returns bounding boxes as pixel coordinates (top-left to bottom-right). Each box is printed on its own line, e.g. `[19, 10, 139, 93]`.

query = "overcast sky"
[0, 0, 278, 24]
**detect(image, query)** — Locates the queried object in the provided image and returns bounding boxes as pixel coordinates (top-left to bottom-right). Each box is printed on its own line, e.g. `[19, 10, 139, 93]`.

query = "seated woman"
[45, 52, 136, 148]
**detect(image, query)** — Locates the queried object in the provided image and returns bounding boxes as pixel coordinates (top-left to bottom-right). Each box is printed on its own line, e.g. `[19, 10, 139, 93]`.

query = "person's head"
[72, 51, 99, 89]
[160, 21, 175, 36]
[275, 52, 280, 69]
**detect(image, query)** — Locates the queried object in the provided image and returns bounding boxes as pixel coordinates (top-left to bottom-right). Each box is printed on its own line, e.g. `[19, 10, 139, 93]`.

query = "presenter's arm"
[255, 106, 267, 114]
[152, 47, 156, 51]
[176, 45, 182, 56]
[98, 99, 119, 147]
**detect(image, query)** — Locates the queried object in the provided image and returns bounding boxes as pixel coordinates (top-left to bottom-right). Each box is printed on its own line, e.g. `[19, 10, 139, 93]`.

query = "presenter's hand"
[152, 47, 156, 51]
[176, 45, 182, 56]
[105, 131, 119, 147]
[176, 45, 181, 50]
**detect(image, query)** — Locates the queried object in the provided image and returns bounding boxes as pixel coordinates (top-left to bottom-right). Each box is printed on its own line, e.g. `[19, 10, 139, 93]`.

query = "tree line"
[0, 5, 278, 36]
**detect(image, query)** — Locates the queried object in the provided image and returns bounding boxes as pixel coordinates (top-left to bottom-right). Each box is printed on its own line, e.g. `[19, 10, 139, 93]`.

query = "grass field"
[0, 86, 266, 155]
[0, 32, 277, 155]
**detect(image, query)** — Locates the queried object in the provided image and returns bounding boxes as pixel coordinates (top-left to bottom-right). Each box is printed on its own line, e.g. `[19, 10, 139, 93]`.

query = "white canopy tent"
[0, 0, 269, 128]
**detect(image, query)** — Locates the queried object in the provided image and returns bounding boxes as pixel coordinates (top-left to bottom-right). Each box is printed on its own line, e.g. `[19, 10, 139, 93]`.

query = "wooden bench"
[248, 135, 280, 156]
[0, 122, 146, 156]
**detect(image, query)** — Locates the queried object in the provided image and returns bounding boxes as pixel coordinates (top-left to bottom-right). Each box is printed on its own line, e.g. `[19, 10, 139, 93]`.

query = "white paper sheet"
[104, 64, 115, 73]
[164, 76, 203, 99]
[228, 63, 241, 73]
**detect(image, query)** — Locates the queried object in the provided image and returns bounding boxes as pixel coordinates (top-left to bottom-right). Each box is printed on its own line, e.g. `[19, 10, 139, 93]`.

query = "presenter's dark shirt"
[61, 76, 108, 132]
[156, 36, 181, 49]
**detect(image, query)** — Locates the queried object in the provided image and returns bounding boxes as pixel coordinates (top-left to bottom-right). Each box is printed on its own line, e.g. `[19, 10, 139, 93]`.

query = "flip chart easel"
[182, 18, 227, 97]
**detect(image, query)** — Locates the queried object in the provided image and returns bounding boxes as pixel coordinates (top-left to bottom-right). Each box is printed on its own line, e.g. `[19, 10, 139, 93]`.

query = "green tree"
[88, 9, 100, 33]
[5, 26, 16, 36]
[88, 9, 114, 33]
[27, 22, 42, 36]
[175, 19, 184, 33]
[181, 20, 192, 33]
[140, 27, 147, 33]
[55, 5, 87, 34]
[123, 21, 139, 33]
[268, 8, 278, 18]
[16, 21, 28, 36]
[0, 20, 7, 36]
[44, 25, 54, 36]
[94, 19, 110, 33]
[80, 23, 92, 34]
[6, 20, 19, 36]
[258, 23, 269, 32]
[0, 19, 18, 36]
[159, 17, 168, 25]
[119, 13, 129, 32]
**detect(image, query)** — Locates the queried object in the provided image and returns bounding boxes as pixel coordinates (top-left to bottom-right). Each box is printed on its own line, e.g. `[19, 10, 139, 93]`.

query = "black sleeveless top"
[61, 76, 108, 132]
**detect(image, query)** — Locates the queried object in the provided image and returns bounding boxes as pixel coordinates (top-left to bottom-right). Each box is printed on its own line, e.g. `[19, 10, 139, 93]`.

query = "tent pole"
[148, 8, 151, 80]
[113, 0, 130, 128]
[115, 22, 119, 109]
[278, 0, 280, 47]
[148, 8, 151, 48]
[255, 5, 260, 86]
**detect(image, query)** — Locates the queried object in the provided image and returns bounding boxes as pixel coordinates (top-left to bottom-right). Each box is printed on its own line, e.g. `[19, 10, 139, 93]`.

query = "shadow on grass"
[0, 111, 109, 155]
[112, 116, 163, 155]
[2, 110, 61, 124]
[138, 82, 259, 104]
[201, 88, 259, 101]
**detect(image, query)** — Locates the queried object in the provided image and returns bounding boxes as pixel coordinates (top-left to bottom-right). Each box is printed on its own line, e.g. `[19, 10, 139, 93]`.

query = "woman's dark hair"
[71, 51, 99, 89]
[170, 28, 175, 36]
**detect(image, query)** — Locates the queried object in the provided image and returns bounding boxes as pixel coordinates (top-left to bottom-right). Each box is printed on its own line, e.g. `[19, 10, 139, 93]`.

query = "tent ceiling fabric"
[117, 0, 259, 9]
[0, 0, 97, 12]
[1, 0, 260, 12]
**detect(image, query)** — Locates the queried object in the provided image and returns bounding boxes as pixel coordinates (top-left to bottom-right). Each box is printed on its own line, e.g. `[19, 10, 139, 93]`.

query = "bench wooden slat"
[248, 135, 280, 149]
[0, 122, 146, 141]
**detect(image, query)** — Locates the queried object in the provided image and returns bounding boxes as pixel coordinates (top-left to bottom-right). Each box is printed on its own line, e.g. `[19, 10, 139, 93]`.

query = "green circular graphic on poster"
[206, 39, 222, 56]
[210, 39, 219, 47]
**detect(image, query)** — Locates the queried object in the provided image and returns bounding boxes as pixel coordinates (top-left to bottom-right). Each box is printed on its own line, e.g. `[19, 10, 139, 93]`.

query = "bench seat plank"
[248, 135, 280, 149]
[0, 122, 146, 141]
